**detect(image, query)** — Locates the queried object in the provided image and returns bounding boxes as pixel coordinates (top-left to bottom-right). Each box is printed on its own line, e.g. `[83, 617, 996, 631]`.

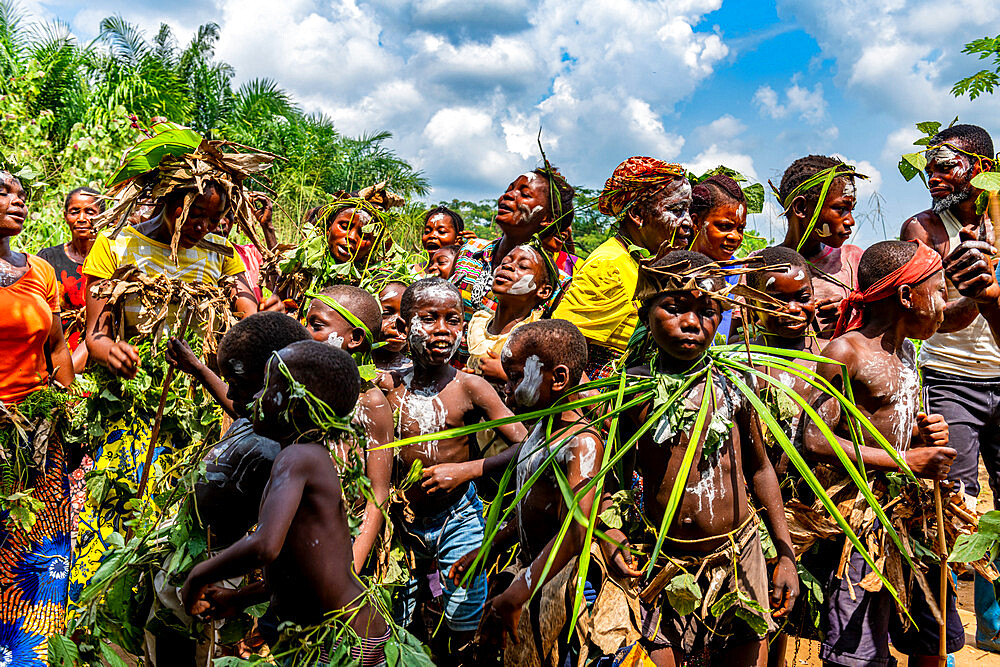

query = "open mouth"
[425, 240, 441, 251]
[427, 339, 455, 353]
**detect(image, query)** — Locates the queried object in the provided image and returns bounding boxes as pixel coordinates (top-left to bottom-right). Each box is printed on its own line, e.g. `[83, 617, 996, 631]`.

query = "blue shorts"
[392, 483, 488, 632]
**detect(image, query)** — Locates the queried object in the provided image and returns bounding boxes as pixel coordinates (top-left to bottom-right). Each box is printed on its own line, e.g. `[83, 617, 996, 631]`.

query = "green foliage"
[0, 2, 428, 253]
[664, 572, 701, 615]
[952, 35, 1000, 100]
[1, 490, 44, 531]
[950, 510, 1000, 563]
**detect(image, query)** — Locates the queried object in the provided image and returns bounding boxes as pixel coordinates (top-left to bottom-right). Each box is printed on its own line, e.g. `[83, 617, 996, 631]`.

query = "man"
[553, 156, 692, 376]
[899, 123, 1000, 653]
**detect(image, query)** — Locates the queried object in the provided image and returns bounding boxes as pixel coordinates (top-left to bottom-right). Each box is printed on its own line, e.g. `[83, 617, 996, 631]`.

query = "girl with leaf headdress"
[71, 120, 272, 603]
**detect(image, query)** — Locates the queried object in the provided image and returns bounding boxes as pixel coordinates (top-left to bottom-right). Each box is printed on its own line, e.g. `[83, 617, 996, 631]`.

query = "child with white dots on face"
[381, 277, 527, 656]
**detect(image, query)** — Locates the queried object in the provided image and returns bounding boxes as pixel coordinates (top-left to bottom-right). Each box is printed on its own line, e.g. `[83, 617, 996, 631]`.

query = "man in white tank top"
[900, 123, 1000, 652]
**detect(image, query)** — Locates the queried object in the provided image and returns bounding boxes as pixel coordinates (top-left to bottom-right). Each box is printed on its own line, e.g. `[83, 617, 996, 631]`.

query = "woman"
[0, 171, 75, 665]
[72, 179, 256, 602]
[38, 187, 102, 372]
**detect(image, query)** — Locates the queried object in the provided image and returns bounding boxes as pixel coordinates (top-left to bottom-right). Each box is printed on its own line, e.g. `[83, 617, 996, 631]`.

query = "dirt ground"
[787, 462, 1000, 666]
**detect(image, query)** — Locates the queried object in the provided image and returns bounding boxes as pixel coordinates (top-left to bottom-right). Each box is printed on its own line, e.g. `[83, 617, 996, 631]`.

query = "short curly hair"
[400, 277, 462, 323]
[218, 312, 311, 373]
[506, 319, 588, 385]
[423, 206, 465, 234]
[931, 124, 994, 162]
[747, 246, 811, 292]
[315, 285, 382, 343]
[778, 155, 853, 210]
[277, 340, 360, 418]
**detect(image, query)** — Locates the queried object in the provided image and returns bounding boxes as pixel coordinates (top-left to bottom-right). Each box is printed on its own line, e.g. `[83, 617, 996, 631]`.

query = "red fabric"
[833, 240, 942, 337]
[598, 156, 686, 217]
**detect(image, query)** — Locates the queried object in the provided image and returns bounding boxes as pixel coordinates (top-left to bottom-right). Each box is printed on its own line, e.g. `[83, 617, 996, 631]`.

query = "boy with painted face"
[182, 342, 391, 666]
[382, 277, 528, 657]
[463, 243, 555, 387]
[801, 240, 962, 666]
[448, 320, 603, 660]
[601, 250, 798, 666]
[373, 280, 411, 378]
[304, 285, 393, 572]
[747, 246, 820, 467]
[775, 156, 865, 337]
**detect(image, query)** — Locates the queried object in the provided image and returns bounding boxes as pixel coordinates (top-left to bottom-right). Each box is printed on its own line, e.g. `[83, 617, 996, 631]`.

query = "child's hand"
[915, 412, 949, 448]
[422, 461, 476, 495]
[476, 351, 507, 382]
[485, 590, 522, 646]
[448, 548, 480, 587]
[905, 445, 957, 480]
[770, 555, 799, 618]
[165, 337, 202, 377]
[107, 341, 140, 378]
[599, 532, 643, 579]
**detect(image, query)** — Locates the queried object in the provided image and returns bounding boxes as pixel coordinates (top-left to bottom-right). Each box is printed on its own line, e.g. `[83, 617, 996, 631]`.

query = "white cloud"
[753, 80, 827, 124]
[694, 114, 747, 145]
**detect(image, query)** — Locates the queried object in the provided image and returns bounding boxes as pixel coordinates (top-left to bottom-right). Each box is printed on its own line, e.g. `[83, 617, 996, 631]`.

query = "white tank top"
[918, 209, 1000, 378]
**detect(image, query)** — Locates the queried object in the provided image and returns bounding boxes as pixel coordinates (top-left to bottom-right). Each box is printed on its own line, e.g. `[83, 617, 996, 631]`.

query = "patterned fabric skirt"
[0, 436, 71, 666]
[69, 412, 173, 608]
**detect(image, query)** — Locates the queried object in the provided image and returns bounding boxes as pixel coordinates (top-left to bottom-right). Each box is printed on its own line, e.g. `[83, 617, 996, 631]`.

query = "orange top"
[0, 254, 59, 404]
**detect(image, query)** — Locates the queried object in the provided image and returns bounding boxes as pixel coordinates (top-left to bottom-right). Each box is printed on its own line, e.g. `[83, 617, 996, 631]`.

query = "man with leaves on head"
[899, 122, 1000, 652]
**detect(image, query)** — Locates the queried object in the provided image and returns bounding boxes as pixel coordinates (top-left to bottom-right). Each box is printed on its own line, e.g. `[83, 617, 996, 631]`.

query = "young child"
[602, 250, 799, 666]
[801, 240, 961, 666]
[421, 206, 466, 255]
[304, 285, 393, 572]
[374, 280, 411, 378]
[690, 174, 748, 341]
[464, 244, 554, 388]
[182, 341, 390, 664]
[747, 246, 820, 465]
[425, 245, 459, 280]
[449, 319, 603, 661]
[382, 277, 528, 657]
[775, 155, 865, 337]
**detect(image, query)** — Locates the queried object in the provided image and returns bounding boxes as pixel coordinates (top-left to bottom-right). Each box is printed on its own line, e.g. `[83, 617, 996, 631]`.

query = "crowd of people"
[3, 119, 1000, 667]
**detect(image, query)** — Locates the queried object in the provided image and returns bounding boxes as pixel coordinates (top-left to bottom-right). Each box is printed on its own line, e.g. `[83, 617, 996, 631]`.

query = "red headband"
[833, 240, 942, 338]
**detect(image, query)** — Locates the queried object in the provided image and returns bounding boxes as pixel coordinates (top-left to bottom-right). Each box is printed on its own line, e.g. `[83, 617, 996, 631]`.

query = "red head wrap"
[832, 240, 943, 338]
[598, 156, 686, 218]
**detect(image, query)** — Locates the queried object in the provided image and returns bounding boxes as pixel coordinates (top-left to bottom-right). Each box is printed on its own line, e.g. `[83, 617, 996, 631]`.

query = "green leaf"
[245, 601, 269, 618]
[665, 573, 702, 615]
[47, 635, 80, 667]
[902, 152, 927, 173]
[980, 510, 1000, 537]
[106, 126, 204, 187]
[898, 159, 920, 182]
[100, 641, 130, 667]
[971, 171, 1000, 191]
[916, 121, 942, 136]
[742, 183, 765, 215]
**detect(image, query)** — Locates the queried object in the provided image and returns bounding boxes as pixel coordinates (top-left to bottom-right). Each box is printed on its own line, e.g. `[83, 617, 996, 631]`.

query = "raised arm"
[901, 216, 980, 333]
[181, 448, 306, 613]
[945, 237, 1000, 345]
[230, 271, 259, 317]
[352, 389, 393, 573]
[467, 373, 528, 445]
[165, 337, 236, 417]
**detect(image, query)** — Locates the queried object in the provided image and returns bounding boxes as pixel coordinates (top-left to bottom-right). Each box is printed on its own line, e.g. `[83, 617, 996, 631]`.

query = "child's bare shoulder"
[819, 333, 865, 367]
[457, 368, 501, 400]
[360, 386, 391, 412]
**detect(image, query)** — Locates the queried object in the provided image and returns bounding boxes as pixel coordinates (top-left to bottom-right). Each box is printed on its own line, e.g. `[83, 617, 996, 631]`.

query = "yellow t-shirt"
[83, 226, 245, 338]
[553, 237, 638, 353]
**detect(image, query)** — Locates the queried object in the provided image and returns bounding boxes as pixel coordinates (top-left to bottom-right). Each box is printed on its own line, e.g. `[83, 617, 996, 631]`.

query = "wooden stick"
[934, 480, 948, 666]
[127, 306, 195, 540]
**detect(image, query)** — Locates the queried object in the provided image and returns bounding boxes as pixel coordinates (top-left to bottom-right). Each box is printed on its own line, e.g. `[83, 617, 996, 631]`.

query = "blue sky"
[22, 0, 1000, 246]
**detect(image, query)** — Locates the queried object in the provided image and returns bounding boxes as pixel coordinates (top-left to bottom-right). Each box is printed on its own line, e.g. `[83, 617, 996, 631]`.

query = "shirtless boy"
[802, 240, 960, 666]
[488, 320, 602, 656]
[603, 250, 799, 667]
[383, 277, 527, 658]
[182, 341, 390, 664]
[776, 155, 864, 336]
[304, 285, 393, 572]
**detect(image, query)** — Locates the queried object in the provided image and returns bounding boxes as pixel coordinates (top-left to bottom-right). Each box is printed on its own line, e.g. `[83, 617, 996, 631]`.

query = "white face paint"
[326, 332, 345, 349]
[514, 354, 545, 407]
[765, 276, 776, 288]
[699, 278, 714, 292]
[736, 203, 745, 219]
[507, 274, 537, 295]
[793, 270, 805, 281]
[230, 359, 245, 374]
